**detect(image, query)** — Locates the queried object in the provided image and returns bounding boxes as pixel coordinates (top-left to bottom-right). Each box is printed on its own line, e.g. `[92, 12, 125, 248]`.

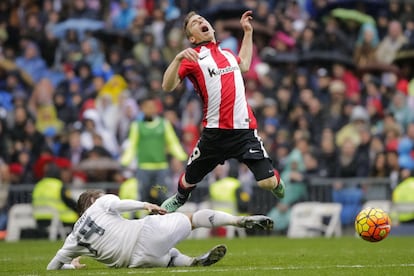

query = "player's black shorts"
[184, 128, 274, 184]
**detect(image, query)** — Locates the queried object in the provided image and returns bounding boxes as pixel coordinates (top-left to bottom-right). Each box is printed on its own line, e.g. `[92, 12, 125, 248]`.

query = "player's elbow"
[162, 82, 174, 92]
[239, 64, 249, 73]
[239, 61, 250, 73]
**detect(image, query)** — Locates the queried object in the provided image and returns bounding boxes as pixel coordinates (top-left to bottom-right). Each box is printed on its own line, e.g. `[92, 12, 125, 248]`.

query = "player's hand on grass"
[71, 257, 86, 269]
[144, 203, 167, 215]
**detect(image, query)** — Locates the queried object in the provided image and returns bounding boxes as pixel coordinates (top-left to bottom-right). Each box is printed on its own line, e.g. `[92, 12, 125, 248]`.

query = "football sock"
[169, 248, 193, 267]
[273, 169, 281, 188]
[176, 174, 195, 203]
[192, 209, 239, 228]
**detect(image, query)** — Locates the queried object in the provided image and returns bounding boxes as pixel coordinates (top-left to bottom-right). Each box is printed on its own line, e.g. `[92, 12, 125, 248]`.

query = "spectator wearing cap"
[313, 67, 331, 104]
[8, 163, 24, 185]
[336, 105, 370, 147]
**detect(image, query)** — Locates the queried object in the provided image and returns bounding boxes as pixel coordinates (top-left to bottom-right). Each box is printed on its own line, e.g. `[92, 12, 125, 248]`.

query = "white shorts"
[129, 212, 192, 267]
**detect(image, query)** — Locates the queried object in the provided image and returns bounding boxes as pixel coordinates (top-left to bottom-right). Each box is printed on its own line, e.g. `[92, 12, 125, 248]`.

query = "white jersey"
[48, 194, 144, 268]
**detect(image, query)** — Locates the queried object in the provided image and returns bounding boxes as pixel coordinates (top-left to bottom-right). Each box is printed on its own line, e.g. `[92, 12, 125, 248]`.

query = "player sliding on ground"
[161, 10, 285, 213]
[47, 190, 273, 270]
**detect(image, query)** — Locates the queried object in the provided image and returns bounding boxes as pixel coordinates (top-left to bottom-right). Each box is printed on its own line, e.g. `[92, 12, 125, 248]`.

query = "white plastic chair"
[287, 202, 342, 238]
[34, 206, 69, 241]
[6, 204, 69, 241]
[6, 204, 37, 242]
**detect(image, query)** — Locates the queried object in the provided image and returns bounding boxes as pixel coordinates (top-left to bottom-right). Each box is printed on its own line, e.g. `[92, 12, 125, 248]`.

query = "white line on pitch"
[125, 263, 414, 274]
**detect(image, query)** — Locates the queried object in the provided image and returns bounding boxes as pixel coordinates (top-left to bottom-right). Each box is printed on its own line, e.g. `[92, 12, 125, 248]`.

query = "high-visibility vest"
[209, 177, 240, 214]
[119, 177, 142, 219]
[32, 178, 78, 223]
[392, 177, 414, 222]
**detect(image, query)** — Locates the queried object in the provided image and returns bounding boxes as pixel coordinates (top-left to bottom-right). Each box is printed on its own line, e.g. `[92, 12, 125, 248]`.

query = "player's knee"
[257, 176, 277, 190]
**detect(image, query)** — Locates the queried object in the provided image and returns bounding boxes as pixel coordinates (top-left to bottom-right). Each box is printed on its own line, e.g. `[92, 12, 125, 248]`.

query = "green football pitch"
[1, 236, 413, 275]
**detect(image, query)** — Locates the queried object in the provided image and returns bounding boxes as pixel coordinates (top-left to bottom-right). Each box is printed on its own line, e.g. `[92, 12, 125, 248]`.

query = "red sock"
[273, 169, 281, 187]
[177, 173, 195, 202]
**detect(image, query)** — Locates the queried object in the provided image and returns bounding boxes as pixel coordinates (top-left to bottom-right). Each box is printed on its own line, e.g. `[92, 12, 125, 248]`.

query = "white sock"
[192, 209, 239, 228]
[169, 248, 194, 267]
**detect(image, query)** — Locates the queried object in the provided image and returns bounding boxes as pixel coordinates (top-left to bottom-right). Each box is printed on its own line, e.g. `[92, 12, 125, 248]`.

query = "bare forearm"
[162, 57, 181, 92]
[238, 30, 253, 72]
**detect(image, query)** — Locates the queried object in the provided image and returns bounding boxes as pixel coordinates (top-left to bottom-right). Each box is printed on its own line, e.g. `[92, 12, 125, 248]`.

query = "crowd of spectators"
[1, 0, 414, 233]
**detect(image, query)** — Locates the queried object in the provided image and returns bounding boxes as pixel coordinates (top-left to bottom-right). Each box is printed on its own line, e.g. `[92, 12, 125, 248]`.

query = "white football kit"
[47, 194, 192, 269]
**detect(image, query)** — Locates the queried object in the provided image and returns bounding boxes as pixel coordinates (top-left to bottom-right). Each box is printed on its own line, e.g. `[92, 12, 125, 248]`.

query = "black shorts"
[185, 128, 274, 184]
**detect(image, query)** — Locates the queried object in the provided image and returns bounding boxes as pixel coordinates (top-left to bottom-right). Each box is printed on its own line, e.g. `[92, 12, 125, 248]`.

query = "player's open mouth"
[201, 26, 209, 32]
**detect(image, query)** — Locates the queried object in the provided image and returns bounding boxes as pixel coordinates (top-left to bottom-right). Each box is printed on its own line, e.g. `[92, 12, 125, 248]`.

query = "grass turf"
[1, 236, 413, 275]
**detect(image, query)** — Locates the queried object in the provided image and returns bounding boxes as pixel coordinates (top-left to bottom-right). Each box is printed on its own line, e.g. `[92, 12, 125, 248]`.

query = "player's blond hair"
[183, 11, 197, 38]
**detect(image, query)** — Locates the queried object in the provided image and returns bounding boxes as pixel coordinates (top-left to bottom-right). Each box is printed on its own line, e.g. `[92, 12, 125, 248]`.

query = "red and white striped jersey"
[178, 42, 257, 129]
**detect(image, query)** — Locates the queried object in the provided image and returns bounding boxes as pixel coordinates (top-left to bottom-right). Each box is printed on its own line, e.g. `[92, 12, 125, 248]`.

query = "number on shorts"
[187, 146, 201, 165]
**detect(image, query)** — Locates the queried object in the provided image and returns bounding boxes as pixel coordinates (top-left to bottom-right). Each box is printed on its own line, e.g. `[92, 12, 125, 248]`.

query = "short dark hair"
[77, 190, 104, 216]
[183, 11, 197, 38]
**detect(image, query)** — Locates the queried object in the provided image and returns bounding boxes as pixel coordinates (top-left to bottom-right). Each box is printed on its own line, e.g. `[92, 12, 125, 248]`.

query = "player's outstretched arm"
[109, 196, 167, 214]
[47, 253, 83, 270]
[47, 256, 86, 270]
[162, 48, 198, 92]
[238, 10, 253, 72]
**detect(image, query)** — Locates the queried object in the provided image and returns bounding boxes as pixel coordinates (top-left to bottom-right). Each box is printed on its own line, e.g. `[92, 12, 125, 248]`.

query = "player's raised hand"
[71, 257, 86, 269]
[240, 10, 253, 33]
[176, 48, 199, 63]
[144, 203, 167, 215]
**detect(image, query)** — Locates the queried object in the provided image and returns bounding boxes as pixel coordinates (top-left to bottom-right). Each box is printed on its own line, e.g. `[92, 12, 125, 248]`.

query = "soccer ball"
[355, 207, 391, 242]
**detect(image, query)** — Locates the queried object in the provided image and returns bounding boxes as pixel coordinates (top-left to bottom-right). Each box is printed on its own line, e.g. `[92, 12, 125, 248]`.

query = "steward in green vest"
[120, 96, 187, 205]
[210, 177, 245, 215]
[392, 177, 414, 223]
[32, 163, 78, 236]
[119, 177, 142, 219]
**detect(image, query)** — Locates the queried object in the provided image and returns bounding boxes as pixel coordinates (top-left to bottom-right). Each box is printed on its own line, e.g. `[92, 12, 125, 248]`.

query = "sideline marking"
[124, 263, 414, 274]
